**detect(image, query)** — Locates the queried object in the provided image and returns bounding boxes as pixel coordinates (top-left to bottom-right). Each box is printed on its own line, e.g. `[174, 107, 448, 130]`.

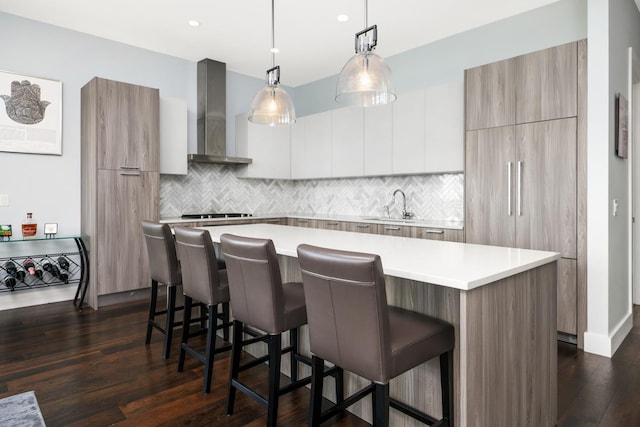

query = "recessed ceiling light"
[188, 20, 200, 27]
[337, 14, 349, 22]
[270, 47, 280, 53]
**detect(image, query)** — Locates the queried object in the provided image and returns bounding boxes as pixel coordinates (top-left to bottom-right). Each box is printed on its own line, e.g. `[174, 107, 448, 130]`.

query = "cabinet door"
[364, 103, 393, 176]
[96, 78, 159, 171]
[237, 117, 291, 179]
[159, 97, 188, 175]
[332, 106, 364, 177]
[516, 42, 577, 123]
[317, 220, 349, 231]
[392, 89, 425, 174]
[465, 127, 516, 247]
[411, 227, 465, 242]
[291, 112, 332, 179]
[424, 81, 464, 173]
[97, 170, 159, 295]
[515, 118, 576, 257]
[378, 224, 411, 237]
[465, 58, 516, 130]
[347, 222, 379, 234]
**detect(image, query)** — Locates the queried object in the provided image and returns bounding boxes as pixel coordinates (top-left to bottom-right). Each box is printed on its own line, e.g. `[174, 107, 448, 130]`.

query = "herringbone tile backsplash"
[160, 163, 463, 221]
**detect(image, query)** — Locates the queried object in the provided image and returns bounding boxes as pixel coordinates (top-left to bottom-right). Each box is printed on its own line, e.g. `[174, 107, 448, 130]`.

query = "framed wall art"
[0, 70, 62, 155]
[615, 92, 628, 159]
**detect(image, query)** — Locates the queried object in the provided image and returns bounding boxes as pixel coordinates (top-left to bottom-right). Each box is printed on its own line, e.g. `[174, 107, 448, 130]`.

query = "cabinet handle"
[327, 222, 339, 226]
[385, 226, 401, 231]
[424, 229, 444, 234]
[507, 162, 513, 216]
[265, 219, 280, 223]
[356, 224, 370, 229]
[297, 219, 308, 223]
[120, 166, 140, 170]
[517, 161, 523, 216]
[120, 171, 141, 176]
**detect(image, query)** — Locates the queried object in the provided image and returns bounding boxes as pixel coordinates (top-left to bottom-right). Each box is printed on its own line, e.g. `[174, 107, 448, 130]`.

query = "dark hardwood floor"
[0, 299, 639, 427]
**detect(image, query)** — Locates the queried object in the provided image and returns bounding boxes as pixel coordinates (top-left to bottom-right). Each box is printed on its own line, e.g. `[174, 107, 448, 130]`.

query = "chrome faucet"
[384, 189, 413, 219]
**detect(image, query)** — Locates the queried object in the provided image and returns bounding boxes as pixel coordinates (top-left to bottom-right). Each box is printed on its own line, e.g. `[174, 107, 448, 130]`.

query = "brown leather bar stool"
[173, 226, 233, 394]
[297, 244, 455, 427]
[141, 220, 185, 359]
[220, 233, 342, 427]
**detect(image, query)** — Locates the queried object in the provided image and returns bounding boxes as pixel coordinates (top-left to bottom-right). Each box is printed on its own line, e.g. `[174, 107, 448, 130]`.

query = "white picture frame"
[0, 70, 62, 155]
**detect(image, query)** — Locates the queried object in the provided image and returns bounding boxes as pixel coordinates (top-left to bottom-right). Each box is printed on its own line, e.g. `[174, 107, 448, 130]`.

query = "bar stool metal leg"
[203, 304, 218, 394]
[163, 284, 177, 359]
[227, 319, 244, 415]
[440, 350, 454, 427]
[309, 355, 325, 427]
[290, 327, 298, 382]
[177, 296, 193, 373]
[267, 334, 282, 427]
[145, 280, 158, 345]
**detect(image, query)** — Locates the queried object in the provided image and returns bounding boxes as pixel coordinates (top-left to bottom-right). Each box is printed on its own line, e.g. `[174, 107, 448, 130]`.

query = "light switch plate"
[0, 194, 9, 207]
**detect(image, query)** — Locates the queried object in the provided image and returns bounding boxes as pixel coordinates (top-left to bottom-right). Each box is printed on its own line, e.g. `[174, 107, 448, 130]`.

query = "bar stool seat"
[220, 233, 342, 427]
[297, 244, 455, 427]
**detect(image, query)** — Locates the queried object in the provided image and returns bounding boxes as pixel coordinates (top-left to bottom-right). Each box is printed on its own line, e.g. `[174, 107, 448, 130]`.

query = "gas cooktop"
[181, 213, 252, 219]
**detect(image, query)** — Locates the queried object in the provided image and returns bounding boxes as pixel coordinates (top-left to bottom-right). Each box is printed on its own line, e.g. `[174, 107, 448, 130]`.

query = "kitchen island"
[200, 223, 559, 427]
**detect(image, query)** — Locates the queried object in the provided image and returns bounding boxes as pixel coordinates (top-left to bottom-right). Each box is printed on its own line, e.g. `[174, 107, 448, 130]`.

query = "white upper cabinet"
[235, 113, 291, 179]
[291, 111, 332, 179]
[364, 103, 393, 176]
[392, 89, 425, 174]
[331, 106, 364, 177]
[424, 81, 464, 172]
[159, 97, 188, 175]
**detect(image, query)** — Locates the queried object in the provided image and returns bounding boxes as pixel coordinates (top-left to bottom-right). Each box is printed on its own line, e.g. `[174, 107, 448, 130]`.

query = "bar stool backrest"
[141, 220, 181, 286]
[220, 233, 285, 334]
[174, 226, 224, 306]
[297, 244, 392, 383]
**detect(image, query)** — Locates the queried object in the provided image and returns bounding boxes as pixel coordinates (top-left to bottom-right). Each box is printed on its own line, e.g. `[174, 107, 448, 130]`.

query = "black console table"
[0, 236, 89, 310]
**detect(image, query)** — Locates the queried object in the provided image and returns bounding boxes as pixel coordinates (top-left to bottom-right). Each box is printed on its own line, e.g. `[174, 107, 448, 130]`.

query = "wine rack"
[0, 236, 89, 309]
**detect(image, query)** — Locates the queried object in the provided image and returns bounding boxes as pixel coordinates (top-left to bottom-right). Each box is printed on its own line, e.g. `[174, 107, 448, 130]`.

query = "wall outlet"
[0, 194, 9, 207]
[613, 199, 619, 217]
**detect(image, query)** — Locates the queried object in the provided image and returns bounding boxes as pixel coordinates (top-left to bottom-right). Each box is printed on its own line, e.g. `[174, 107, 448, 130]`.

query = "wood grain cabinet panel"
[516, 42, 577, 123]
[465, 126, 516, 247]
[95, 78, 159, 171]
[81, 77, 159, 307]
[97, 170, 158, 295]
[515, 118, 577, 258]
[411, 227, 465, 242]
[465, 58, 516, 130]
[464, 41, 585, 342]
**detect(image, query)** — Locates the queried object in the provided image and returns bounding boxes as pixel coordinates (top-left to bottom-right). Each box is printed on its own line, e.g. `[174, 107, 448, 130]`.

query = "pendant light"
[335, 0, 396, 107]
[248, 0, 296, 126]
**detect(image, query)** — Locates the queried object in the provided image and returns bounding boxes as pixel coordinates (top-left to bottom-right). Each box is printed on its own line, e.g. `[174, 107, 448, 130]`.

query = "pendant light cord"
[271, 0, 275, 68]
[364, 0, 368, 29]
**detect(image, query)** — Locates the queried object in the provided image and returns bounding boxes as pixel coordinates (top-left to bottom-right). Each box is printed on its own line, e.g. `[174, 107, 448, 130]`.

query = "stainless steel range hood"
[188, 58, 252, 165]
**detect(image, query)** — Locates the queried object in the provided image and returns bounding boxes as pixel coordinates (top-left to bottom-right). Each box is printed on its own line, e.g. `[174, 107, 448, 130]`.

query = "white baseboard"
[584, 311, 634, 357]
[0, 285, 76, 311]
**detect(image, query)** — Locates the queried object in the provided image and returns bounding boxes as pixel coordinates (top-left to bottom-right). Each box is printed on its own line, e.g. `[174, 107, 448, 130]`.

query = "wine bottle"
[57, 256, 70, 271]
[1, 263, 17, 290]
[23, 259, 37, 276]
[15, 267, 26, 282]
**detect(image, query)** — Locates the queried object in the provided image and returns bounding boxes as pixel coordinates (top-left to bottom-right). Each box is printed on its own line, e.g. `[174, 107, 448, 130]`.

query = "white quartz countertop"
[162, 213, 464, 230]
[198, 223, 559, 291]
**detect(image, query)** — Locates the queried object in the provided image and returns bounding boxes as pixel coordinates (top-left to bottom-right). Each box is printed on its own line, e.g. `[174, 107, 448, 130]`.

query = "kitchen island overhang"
[200, 223, 559, 426]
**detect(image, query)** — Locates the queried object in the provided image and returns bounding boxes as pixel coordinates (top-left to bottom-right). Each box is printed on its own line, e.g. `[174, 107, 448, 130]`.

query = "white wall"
[585, 0, 640, 357]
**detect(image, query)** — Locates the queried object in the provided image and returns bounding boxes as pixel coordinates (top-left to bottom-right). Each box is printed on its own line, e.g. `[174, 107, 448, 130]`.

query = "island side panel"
[459, 261, 557, 427]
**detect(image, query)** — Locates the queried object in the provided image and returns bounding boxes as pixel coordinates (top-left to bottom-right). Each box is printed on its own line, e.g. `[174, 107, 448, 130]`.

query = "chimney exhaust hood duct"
[188, 58, 252, 165]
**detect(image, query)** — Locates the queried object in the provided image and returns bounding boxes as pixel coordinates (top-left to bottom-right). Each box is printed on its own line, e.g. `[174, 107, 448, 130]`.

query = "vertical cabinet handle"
[517, 161, 523, 216]
[507, 162, 513, 216]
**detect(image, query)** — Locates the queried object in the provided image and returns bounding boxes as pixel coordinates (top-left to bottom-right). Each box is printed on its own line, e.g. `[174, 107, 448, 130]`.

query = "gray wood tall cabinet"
[81, 77, 159, 308]
[464, 40, 587, 346]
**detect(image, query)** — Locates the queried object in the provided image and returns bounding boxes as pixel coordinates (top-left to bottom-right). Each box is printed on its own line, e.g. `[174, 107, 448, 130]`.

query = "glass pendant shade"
[335, 51, 396, 107]
[248, 83, 296, 126]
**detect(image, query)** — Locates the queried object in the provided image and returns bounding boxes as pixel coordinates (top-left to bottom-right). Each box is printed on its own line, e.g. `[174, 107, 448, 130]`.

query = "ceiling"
[0, 0, 563, 87]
